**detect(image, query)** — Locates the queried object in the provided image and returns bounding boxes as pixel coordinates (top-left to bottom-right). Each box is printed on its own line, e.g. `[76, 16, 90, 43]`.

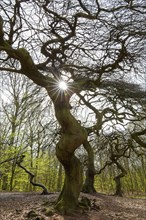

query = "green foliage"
[94, 156, 146, 196]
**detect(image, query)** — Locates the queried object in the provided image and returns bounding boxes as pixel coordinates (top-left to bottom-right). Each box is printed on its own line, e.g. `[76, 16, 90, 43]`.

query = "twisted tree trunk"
[16, 158, 49, 195]
[47, 89, 87, 213]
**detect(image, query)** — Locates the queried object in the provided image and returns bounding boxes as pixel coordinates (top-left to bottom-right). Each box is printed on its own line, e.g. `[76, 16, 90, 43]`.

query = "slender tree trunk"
[114, 174, 124, 197]
[114, 161, 127, 197]
[9, 162, 16, 191]
[9, 121, 17, 191]
[2, 174, 8, 190]
[82, 141, 96, 193]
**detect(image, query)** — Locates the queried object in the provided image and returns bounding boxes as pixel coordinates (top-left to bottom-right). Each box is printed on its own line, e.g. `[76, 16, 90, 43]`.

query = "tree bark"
[47, 90, 87, 213]
[82, 141, 96, 193]
[16, 157, 49, 195]
[114, 173, 124, 197]
[2, 175, 8, 190]
[113, 161, 127, 197]
[55, 155, 83, 214]
[57, 163, 63, 192]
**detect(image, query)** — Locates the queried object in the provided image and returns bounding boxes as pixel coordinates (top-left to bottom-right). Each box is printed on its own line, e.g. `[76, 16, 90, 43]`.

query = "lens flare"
[58, 81, 68, 90]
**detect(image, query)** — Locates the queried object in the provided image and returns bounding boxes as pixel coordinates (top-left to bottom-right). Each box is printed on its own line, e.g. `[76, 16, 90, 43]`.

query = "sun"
[58, 80, 68, 90]
[48, 79, 70, 102]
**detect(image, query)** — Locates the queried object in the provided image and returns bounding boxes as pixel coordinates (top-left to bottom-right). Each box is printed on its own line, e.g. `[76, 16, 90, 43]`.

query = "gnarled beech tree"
[0, 0, 145, 213]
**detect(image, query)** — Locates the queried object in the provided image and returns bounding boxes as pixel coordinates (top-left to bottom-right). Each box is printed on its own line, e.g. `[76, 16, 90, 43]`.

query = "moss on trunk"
[82, 141, 96, 193]
[82, 169, 96, 193]
[55, 155, 83, 214]
[47, 88, 87, 213]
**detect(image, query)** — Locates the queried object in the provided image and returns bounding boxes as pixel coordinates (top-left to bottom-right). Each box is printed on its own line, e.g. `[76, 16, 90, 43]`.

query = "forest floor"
[0, 192, 146, 220]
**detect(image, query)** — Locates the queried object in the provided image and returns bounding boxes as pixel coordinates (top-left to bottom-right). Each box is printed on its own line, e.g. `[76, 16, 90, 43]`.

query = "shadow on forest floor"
[0, 191, 146, 220]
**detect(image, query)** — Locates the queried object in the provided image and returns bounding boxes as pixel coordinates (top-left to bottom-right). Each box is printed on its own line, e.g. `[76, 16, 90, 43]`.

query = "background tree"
[0, 73, 57, 192]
